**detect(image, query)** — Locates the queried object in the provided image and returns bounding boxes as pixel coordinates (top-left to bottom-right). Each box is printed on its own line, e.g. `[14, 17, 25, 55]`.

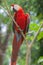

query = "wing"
[26, 13, 30, 32]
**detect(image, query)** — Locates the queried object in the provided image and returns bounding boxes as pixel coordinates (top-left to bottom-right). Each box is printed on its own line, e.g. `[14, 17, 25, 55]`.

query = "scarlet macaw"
[11, 4, 30, 65]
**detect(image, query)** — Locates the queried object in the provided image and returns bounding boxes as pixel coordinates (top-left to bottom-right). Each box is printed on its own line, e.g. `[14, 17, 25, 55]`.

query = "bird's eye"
[14, 5, 20, 11]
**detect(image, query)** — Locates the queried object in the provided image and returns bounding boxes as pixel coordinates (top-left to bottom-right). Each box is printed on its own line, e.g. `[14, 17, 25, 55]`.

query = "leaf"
[38, 56, 43, 64]
[30, 23, 39, 31]
[37, 32, 43, 40]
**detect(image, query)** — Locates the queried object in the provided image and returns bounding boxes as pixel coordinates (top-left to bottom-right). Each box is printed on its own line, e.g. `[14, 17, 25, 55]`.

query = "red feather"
[11, 34, 23, 65]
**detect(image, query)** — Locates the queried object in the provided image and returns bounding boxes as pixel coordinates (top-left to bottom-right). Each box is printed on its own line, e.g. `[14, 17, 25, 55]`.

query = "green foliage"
[38, 56, 43, 64]
[30, 23, 39, 31]
[0, 0, 43, 65]
[37, 32, 43, 40]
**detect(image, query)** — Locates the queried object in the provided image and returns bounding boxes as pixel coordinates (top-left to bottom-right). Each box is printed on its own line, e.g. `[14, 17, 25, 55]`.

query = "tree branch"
[26, 23, 43, 65]
[30, 23, 43, 48]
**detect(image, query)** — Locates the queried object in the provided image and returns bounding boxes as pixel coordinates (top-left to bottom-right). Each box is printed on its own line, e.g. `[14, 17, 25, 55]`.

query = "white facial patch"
[14, 5, 20, 11]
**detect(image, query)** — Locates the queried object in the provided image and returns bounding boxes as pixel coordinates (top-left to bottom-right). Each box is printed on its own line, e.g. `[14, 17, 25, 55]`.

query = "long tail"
[11, 33, 24, 65]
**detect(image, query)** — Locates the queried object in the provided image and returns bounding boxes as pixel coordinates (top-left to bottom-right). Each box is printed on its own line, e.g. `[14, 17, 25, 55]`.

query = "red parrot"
[11, 4, 30, 65]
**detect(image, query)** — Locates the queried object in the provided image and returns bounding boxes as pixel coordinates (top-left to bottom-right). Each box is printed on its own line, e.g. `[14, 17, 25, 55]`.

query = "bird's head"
[11, 4, 21, 12]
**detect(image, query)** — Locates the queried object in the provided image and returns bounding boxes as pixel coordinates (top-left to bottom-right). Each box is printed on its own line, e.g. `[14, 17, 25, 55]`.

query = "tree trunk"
[0, 55, 3, 65]
[0, 25, 11, 65]
[0, 25, 3, 65]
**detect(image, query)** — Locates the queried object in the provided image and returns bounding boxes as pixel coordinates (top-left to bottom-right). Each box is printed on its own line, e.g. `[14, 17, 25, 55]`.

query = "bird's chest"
[14, 13, 26, 30]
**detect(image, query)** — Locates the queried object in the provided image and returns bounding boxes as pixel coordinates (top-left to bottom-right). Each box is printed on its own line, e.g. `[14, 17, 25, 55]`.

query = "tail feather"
[11, 34, 24, 65]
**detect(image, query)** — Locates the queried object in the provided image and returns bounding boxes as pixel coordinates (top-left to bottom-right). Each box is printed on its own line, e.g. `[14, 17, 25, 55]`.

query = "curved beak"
[11, 6, 17, 12]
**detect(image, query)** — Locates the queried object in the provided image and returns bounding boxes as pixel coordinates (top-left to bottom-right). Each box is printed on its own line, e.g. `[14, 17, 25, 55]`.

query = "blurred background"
[0, 0, 43, 65]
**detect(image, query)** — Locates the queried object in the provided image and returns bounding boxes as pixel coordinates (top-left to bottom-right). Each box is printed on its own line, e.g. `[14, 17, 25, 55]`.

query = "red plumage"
[11, 4, 30, 65]
[13, 8, 30, 33]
